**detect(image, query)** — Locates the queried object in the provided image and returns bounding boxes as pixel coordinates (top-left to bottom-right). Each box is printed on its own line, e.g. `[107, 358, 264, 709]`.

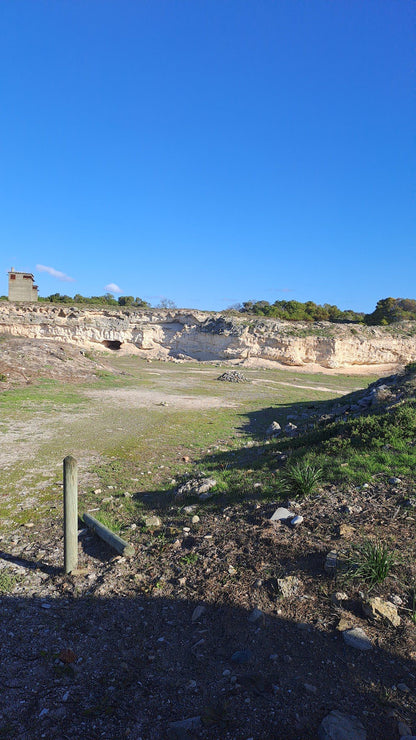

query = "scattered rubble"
[175, 476, 217, 499]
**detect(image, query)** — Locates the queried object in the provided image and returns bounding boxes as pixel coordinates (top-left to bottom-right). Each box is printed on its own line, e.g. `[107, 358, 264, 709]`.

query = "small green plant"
[283, 460, 323, 496]
[347, 539, 395, 589]
[0, 568, 18, 593]
[180, 553, 199, 566]
[0, 373, 7, 382]
[94, 511, 121, 533]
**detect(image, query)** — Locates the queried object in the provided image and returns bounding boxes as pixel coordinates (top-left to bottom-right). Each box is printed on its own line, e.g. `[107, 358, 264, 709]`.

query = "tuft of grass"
[93, 511, 122, 534]
[283, 460, 323, 496]
[346, 539, 395, 589]
[0, 568, 19, 593]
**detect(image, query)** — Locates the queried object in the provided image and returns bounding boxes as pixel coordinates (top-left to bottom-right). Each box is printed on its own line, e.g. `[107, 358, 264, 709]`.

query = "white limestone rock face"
[1, 303, 416, 369]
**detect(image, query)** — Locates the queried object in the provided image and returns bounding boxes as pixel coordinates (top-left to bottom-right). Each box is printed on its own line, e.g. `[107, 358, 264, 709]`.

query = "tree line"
[234, 297, 416, 325]
[27, 294, 176, 309]
[38, 293, 151, 307]
[2, 292, 416, 325]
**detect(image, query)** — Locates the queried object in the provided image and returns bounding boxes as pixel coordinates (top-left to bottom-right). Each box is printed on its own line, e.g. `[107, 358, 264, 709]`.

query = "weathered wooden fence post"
[63, 455, 78, 574]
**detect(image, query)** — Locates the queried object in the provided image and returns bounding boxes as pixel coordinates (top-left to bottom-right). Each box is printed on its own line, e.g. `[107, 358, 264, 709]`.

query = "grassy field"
[0, 355, 379, 534]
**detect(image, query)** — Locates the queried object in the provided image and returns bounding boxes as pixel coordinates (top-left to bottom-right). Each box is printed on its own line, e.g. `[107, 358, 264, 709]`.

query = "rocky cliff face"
[1, 302, 416, 370]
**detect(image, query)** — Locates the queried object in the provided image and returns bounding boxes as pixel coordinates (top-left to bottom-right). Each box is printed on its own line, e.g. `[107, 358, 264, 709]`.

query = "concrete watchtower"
[8, 267, 38, 301]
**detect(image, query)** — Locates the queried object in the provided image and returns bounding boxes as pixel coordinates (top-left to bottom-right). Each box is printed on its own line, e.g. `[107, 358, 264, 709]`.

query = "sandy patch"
[84, 387, 236, 410]
[0, 411, 96, 468]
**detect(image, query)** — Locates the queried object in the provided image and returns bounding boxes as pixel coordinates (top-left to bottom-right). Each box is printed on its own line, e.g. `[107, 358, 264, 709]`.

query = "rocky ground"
[1, 477, 415, 739]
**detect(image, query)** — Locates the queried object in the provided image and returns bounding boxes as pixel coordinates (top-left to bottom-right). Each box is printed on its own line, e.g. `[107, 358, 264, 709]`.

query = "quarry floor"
[0, 337, 415, 739]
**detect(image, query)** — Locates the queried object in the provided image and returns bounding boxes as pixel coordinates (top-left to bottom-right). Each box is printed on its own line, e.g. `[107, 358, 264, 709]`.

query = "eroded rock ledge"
[1, 302, 416, 370]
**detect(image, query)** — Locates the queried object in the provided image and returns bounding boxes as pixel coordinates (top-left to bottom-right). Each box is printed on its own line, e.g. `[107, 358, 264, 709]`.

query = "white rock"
[266, 421, 281, 437]
[270, 507, 294, 522]
[290, 515, 303, 527]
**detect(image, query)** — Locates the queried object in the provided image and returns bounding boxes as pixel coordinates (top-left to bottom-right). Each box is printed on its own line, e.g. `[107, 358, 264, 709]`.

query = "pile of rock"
[216, 370, 250, 383]
[175, 475, 217, 501]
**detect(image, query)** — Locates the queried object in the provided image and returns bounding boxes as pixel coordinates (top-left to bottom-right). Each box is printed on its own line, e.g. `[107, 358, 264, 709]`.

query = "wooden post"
[63, 455, 78, 574]
[83, 512, 135, 557]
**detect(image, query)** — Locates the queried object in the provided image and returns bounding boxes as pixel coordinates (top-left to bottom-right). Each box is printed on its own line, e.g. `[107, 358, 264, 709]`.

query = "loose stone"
[248, 607, 263, 623]
[324, 551, 338, 574]
[266, 421, 281, 437]
[362, 596, 401, 627]
[318, 710, 366, 739]
[290, 515, 303, 527]
[342, 627, 373, 651]
[270, 507, 294, 522]
[168, 716, 202, 736]
[277, 576, 300, 598]
[143, 515, 162, 528]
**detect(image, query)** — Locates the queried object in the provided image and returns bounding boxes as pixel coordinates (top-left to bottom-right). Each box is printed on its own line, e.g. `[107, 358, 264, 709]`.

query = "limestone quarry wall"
[1, 302, 416, 370]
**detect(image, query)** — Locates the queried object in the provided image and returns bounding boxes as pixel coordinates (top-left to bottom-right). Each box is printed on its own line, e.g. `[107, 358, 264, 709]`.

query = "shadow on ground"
[1, 539, 415, 740]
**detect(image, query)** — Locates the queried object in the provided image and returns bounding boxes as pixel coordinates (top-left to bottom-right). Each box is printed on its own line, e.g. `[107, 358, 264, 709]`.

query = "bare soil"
[0, 336, 118, 389]
[1, 484, 415, 740]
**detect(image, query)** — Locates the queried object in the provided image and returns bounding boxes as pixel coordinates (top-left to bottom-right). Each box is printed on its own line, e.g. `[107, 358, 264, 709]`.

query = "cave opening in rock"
[102, 340, 122, 350]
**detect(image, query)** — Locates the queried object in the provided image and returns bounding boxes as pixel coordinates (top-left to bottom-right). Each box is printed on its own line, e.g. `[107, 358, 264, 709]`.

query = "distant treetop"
[34, 293, 416, 326]
[38, 293, 150, 308]
[237, 297, 416, 325]
[238, 299, 364, 323]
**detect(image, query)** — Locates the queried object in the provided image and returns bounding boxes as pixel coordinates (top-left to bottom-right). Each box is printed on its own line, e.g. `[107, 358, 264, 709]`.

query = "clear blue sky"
[1, 0, 414, 311]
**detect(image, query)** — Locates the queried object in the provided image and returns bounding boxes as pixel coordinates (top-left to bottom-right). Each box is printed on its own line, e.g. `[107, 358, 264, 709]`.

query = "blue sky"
[0, 0, 414, 311]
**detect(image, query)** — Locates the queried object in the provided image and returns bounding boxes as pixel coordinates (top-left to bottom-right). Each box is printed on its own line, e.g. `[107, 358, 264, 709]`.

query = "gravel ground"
[1, 482, 415, 740]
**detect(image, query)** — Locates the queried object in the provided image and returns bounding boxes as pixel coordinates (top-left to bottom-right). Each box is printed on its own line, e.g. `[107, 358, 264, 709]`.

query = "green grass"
[269, 398, 416, 485]
[0, 568, 20, 593]
[283, 461, 323, 496]
[0, 379, 86, 410]
[346, 540, 396, 589]
[93, 511, 122, 534]
[0, 356, 379, 535]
